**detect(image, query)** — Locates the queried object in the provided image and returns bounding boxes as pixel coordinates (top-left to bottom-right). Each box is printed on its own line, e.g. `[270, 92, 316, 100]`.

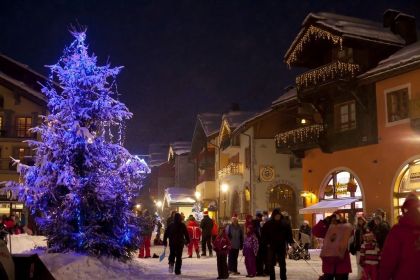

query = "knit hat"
[203, 211, 209, 215]
[402, 192, 420, 214]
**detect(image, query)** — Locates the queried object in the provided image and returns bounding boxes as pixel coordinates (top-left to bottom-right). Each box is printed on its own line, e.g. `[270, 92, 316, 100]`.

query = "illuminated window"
[16, 117, 32, 137]
[386, 88, 409, 123]
[335, 101, 356, 131]
[268, 184, 295, 211]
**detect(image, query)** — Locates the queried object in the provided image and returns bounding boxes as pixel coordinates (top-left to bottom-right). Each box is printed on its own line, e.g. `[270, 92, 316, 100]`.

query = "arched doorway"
[392, 159, 420, 222]
[268, 184, 296, 225]
[321, 170, 363, 224]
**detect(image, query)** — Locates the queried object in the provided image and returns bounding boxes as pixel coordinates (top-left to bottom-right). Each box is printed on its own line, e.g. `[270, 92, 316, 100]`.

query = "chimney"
[383, 9, 417, 45]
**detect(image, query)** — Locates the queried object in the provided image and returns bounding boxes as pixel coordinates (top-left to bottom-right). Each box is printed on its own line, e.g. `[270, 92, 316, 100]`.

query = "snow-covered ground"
[10, 234, 358, 279]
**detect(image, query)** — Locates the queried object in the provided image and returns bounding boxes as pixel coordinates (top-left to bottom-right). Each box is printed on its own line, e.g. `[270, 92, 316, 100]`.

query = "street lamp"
[155, 200, 163, 208]
[221, 183, 229, 220]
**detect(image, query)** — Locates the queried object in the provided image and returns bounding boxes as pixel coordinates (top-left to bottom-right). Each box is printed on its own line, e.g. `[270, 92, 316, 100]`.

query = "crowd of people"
[136, 193, 420, 280]
[313, 193, 420, 280]
[159, 209, 294, 279]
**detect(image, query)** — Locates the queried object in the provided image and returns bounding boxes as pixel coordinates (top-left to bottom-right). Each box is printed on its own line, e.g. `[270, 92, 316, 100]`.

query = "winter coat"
[140, 214, 155, 236]
[227, 223, 244, 250]
[200, 215, 213, 238]
[368, 219, 390, 250]
[187, 220, 202, 241]
[319, 223, 353, 275]
[299, 225, 311, 245]
[251, 219, 262, 240]
[211, 219, 218, 237]
[353, 225, 366, 252]
[163, 213, 190, 248]
[261, 210, 294, 250]
[213, 232, 231, 255]
[243, 234, 259, 256]
[378, 211, 420, 280]
[359, 234, 381, 267]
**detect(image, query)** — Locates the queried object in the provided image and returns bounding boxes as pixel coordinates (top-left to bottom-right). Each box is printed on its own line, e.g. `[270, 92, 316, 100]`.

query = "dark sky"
[1, 0, 419, 154]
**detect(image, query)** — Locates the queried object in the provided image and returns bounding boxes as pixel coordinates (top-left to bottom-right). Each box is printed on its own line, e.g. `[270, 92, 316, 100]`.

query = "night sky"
[1, 0, 419, 154]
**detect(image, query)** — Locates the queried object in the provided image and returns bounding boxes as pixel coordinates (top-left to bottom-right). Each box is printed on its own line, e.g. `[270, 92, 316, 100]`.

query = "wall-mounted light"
[221, 183, 229, 193]
[195, 191, 201, 200]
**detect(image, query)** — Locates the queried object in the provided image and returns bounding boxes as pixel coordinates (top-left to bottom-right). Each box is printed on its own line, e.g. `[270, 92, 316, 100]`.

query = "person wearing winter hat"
[379, 193, 420, 280]
[200, 210, 214, 256]
[226, 214, 244, 275]
[187, 215, 202, 258]
[261, 208, 294, 280]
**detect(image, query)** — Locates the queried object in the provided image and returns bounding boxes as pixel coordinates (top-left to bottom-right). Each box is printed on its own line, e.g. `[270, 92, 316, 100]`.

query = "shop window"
[243, 187, 251, 214]
[335, 101, 356, 131]
[393, 160, 420, 221]
[324, 171, 362, 199]
[16, 117, 32, 137]
[386, 87, 409, 123]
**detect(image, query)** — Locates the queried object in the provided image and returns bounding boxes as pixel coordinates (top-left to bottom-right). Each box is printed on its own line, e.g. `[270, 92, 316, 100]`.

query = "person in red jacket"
[378, 193, 420, 280]
[187, 215, 202, 258]
[213, 225, 231, 279]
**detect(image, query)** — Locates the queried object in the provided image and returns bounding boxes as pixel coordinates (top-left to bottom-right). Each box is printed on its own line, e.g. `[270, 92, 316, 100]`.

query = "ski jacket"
[163, 213, 190, 248]
[213, 232, 231, 255]
[378, 211, 420, 280]
[187, 220, 202, 241]
[243, 234, 259, 256]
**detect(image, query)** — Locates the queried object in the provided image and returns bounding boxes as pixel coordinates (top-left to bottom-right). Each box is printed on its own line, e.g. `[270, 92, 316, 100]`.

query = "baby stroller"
[288, 239, 311, 260]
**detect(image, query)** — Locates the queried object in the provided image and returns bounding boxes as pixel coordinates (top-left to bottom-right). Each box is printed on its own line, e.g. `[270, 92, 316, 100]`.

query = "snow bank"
[39, 252, 147, 280]
[10, 234, 47, 254]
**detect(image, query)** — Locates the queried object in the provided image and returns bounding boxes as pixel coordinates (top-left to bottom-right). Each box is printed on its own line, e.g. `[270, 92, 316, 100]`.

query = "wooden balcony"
[275, 124, 325, 152]
[218, 163, 243, 179]
[296, 61, 360, 91]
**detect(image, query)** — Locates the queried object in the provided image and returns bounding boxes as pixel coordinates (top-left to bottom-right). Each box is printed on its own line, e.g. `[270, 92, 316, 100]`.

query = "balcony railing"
[296, 61, 360, 91]
[218, 163, 243, 179]
[275, 124, 324, 151]
[0, 126, 36, 138]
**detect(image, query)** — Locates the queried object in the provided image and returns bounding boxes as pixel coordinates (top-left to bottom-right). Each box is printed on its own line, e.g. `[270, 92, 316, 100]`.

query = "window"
[245, 147, 250, 168]
[335, 101, 356, 131]
[386, 87, 409, 123]
[16, 117, 32, 137]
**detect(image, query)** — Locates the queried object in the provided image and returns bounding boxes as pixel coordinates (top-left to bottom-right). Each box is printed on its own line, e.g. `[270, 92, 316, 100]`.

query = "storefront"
[393, 159, 420, 222]
[300, 169, 363, 224]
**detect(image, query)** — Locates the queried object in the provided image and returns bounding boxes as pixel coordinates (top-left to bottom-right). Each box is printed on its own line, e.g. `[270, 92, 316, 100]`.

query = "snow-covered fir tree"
[12, 30, 149, 260]
[192, 202, 203, 222]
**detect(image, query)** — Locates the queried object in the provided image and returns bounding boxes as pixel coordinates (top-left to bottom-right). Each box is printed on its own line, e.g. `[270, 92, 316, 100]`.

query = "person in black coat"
[200, 211, 214, 256]
[252, 213, 266, 276]
[262, 208, 294, 280]
[163, 213, 190, 275]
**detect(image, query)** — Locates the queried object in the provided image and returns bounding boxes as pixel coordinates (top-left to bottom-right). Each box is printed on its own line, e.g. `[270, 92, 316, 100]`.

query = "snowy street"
[134, 245, 358, 280]
[11, 234, 358, 280]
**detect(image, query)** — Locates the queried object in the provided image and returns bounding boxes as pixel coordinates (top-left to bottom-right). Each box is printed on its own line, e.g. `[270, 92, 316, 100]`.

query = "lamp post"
[221, 183, 229, 221]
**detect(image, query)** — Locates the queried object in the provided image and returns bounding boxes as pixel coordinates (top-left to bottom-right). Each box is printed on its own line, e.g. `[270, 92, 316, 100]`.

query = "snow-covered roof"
[148, 143, 169, 167]
[285, 12, 405, 62]
[231, 108, 273, 136]
[222, 111, 259, 130]
[0, 71, 46, 103]
[271, 87, 297, 107]
[359, 41, 420, 80]
[164, 187, 196, 205]
[168, 142, 191, 160]
[198, 113, 222, 138]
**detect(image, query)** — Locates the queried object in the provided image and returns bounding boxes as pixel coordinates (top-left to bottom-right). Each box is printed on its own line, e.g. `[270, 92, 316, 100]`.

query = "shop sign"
[408, 164, 420, 190]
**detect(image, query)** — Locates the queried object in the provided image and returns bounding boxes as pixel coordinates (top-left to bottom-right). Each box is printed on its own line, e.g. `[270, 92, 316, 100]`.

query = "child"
[243, 226, 259, 278]
[187, 215, 201, 258]
[360, 229, 381, 280]
[213, 226, 231, 279]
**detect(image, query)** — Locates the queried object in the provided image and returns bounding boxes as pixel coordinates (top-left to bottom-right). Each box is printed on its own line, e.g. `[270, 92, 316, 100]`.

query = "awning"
[299, 197, 360, 214]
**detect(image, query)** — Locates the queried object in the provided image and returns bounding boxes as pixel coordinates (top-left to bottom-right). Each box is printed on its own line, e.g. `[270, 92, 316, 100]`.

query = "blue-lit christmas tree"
[13, 30, 149, 260]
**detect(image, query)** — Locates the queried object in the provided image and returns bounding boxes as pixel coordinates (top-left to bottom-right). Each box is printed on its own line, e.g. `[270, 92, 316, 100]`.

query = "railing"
[218, 162, 243, 178]
[296, 61, 360, 91]
[275, 124, 324, 150]
[0, 126, 36, 138]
